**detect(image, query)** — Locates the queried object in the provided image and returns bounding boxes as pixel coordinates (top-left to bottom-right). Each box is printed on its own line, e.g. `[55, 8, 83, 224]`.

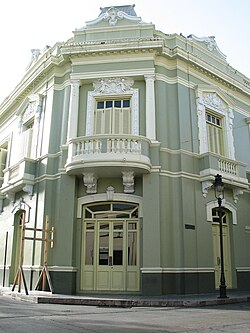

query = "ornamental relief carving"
[203, 93, 226, 111]
[93, 77, 134, 94]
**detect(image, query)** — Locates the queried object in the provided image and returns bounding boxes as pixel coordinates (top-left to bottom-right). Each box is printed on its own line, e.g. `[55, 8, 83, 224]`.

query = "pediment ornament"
[203, 93, 225, 111]
[104, 7, 125, 26]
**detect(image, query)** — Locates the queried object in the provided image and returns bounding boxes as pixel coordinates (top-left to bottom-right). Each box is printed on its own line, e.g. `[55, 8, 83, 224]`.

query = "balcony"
[0, 158, 36, 198]
[65, 135, 152, 177]
[199, 152, 249, 198]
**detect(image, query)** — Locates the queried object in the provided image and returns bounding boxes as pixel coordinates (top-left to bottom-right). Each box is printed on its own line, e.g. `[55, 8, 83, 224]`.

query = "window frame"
[196, 89, 235, 159]
[86, 89, 139, 136]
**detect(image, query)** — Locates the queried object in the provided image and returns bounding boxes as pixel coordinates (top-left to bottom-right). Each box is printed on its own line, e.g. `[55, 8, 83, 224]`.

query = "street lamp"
[213, 174, 228, 298]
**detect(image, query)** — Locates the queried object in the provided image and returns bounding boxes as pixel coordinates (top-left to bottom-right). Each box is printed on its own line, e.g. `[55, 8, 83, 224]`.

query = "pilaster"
[67, 80, 80, 141]
[144, 75, 156, 141]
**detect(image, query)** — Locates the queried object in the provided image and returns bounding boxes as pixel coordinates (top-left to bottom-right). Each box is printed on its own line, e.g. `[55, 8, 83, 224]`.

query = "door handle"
[109, 256, 113, 266]
[217, 257, 221, 265]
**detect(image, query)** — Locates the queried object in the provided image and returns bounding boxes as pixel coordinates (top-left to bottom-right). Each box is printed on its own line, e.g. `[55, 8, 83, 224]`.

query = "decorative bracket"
[122, 171, 135, 193]
[83, 173, 98, 194]
[6, 192, 15, 204]
[23, 184, 34, 199]
[233, 188, 244, 204]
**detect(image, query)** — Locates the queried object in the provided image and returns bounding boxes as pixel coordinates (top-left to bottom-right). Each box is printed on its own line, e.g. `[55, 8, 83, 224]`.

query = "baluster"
[121, 139, 126, 153]
[112, 139, 115, 153]
[76, 142, 80, 156]
[136, 141, 141, 154]
[127, 139, 131, 152]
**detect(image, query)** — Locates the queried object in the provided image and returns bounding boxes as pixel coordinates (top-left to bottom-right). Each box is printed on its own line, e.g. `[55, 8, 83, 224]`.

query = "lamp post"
[213, 174, 228, 299]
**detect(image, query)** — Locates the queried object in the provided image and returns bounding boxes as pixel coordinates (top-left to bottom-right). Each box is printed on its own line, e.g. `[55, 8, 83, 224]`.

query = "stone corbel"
[83, 173, 98, 194]
[6, 192, 15, 203]
[23, 184, 34, 199]
[122, 171, 135, 193]
[233, 188, 244, 204]
[201, 181, 213, 197]
[0, 195, 4, 213]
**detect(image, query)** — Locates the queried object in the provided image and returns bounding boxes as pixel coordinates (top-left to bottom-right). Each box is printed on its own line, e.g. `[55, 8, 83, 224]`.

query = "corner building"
[0, 5, 250, 295]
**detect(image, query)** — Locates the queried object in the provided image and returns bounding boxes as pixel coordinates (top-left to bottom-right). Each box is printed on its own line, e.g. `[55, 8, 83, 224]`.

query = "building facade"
[0, 5, 250, 295]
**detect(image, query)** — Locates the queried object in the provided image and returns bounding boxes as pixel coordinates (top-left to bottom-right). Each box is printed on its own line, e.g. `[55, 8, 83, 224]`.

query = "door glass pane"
[113, 222, 123, 230]
[128, 222, 137, 230]
[85, 232, 94, 265]
[99, 227, 109, 265]
[128, 232, 137, 265]
[113, 232, 123, 265]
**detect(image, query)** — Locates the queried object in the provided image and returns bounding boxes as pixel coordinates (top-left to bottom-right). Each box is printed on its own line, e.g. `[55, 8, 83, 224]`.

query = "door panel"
[81, 212, 139, 292]
[212, 222, 232, 289]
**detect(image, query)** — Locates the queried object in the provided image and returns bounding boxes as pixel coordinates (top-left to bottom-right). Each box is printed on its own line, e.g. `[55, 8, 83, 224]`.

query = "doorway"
[81, 202, 140, 292]
[10, 211, 23, 283]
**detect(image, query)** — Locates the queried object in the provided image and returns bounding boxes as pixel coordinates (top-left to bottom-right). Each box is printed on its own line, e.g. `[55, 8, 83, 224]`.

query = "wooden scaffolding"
[11, 214, 55, 295]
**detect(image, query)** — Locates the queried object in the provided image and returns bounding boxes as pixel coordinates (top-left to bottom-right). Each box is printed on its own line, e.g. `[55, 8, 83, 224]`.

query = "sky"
[0, 0, 249, 103]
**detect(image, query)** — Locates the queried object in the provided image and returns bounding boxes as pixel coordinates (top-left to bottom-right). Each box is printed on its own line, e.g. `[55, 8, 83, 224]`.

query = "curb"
[2, 291, 250, 308]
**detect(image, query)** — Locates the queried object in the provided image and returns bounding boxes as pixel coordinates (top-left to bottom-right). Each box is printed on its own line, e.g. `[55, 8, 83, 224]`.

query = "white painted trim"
[77, 193, 143, 218]
[206, 200, 237, 225]
[196, 86, 236, 159]
[47, 266, 78, 272]
[236, 267, 250, 272]
[70, 68, 155, 80]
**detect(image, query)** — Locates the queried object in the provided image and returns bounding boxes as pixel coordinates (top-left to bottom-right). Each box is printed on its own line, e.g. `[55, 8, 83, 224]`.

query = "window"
[206, 111, 224, 155]
[196, 90, 235, 159]
[0, 146, 8, 179]
[94, 99, 131, 135]
[86, 77, 139, 136]
[21, 119, 34, 159]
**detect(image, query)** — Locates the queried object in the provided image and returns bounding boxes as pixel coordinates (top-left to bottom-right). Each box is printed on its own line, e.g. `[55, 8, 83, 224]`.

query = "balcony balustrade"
[200, 152, 248, 189]
[65, 135, 152, 176]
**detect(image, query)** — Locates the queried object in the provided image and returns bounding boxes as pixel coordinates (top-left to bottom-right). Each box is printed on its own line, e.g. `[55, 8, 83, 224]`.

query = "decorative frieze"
[93, 77, 134, 94]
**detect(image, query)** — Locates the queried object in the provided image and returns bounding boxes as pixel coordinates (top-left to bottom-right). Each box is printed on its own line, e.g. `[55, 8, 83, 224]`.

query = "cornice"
[60, 37, 164, 56]
[161, 46, 250, 97]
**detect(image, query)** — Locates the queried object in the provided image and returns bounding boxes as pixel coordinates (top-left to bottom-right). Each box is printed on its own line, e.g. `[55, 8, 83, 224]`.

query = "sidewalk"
[1, 287, 250, 308]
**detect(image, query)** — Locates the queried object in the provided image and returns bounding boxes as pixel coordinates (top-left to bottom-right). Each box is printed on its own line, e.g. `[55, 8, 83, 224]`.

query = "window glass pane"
[86, 222, 95, 230]
[90, 204, 110, 212]
[97, 101, 104, 109]
[113, 203, 135, 211]
[128, 232, 137, 265]
[106, 101, 112, 108]
[123, 100, 130, 107]
[114, 100, 121, 107]
[99, 233, 109, 265]
[85, 209, 92, 218]
[85, 232, 94, 265]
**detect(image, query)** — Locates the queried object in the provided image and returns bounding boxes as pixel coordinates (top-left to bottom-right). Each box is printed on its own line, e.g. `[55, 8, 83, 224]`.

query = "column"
[67, 79, 80, 141]
[144, 75, 156, 141]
